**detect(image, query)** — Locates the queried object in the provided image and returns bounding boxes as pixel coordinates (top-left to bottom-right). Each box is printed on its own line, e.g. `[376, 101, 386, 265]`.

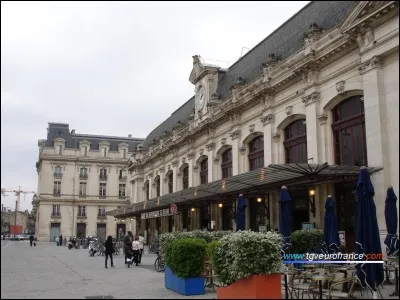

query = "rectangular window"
[79, 167, 88, 179]
[123, 149, 126, 159]
[100, 169, 107, 180]
[84, 146, 88, 156]
[54, 166, 62, 178]
[99, 183, 107, 197]
[53, 181, 61, 195]
[103, 148, 107, 157]
[168, 173, 173, 194]
[119, 184, 126, 197]
[58, 145, 62, 155]
[52, 205, 60, 216]
[79, 182, 87, 196]
[78, 206, 86, 217]
[98, 206, 106, 217]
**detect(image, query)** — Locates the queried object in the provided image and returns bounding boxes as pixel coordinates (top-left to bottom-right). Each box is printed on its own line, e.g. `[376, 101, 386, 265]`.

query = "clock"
[196, 86, 205, 109]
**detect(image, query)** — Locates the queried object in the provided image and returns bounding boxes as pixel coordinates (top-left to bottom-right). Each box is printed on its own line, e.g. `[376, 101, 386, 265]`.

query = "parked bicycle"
[148, 238, 160, 254]
[154, 250, 165, 272]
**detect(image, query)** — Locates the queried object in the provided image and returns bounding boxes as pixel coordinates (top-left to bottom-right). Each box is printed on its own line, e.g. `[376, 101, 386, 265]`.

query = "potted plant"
[164, 238, 207, 295]
[210, 231, 283, 299]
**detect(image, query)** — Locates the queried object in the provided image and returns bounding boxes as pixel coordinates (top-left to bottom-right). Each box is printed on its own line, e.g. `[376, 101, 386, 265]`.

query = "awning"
[107, 163, 382, 218]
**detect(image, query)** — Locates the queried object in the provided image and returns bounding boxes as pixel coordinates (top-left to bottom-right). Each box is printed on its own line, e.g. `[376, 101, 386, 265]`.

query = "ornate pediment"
[79, 140, 91, 147]
[189, 55, 205, 84]
[118, 142, 129, 149]
[340, 1, 398, 34]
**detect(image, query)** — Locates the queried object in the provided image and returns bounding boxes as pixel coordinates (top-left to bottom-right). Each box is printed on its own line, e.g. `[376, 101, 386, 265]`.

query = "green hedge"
[164, 238, 207, 279]
[291, 229, 324, 254]
[210, 231, 283, 286]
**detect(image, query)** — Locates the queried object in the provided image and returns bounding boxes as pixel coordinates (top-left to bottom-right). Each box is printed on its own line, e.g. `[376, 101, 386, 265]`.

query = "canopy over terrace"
[107, 163, 382, 218]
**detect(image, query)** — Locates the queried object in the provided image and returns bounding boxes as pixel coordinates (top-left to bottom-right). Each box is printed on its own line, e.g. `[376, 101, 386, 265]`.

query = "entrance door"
[290, 188, 310, 231]
[168, 215, 174, 232]
[97, 223, 106, 240]
[249, 198, 258, 231]
[76, 223, 86, 238]
[335, 181, 357, 252]
[199, 206, 209, 230]
[182, 209, 188, 230]
[50, 223, 60, 242]
[222, 203, 233, 230]
[116, 224, 126, 241]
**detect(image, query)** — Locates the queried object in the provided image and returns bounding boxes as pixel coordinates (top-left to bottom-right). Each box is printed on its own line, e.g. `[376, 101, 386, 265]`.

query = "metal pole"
[14, 190, 19, 240]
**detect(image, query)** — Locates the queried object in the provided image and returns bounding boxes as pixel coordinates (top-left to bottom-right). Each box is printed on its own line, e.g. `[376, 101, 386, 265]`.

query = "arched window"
[200, 158, 208, 184]
[284, 120, 307, 163]
[182, 166, 189, 189]
[248, 136, 264, 171]
[332, 96, 366, 166]
[154, 176, 160, 197]
[221, 148, 233, 178]
[144, 180, 149, 200]
[167, 172, 173, 194]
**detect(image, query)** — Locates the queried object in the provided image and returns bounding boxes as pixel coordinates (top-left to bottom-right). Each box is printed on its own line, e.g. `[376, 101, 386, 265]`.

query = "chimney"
[71, 129, 76, 135]
[128, 134, 132, 138]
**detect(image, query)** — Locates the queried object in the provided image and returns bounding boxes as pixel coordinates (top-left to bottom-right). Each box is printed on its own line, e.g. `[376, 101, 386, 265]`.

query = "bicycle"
[154, 251, 165, 272]
[148, 239, 160, 254]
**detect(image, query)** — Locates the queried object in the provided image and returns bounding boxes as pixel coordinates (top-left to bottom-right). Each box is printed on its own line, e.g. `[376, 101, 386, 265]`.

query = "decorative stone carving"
[302, 92, 320, 107]
[249, 124, 255, 133]
[231, 77, 247, 89]
[151, 182, 155, 187]
[272, 132, 281, 142]
[206, 142, 215, 151]
[163, 177, 168, 183]
[285, 106, 293, 116]
[220, 138, 226, 145]
[181, 157, 186, 164]
[358, 56, 381, 74]
[187, 152, 195, 160]
[318, 114, 328, 125]
[261, 114, 274, 126]
[187, 110, 195, 130]
[213, 157, 220, 164]
[303, 23, 322, 55]
[229, 129, 241, 140]
[171, 160, 178, 167]
[167, 164, 171, 170]
[158, 167, 165, 173]
[193, 165, 199, 171]
[336, 81, 345, 94]
[239, 146, 247, 155]
[262, 54, 280, 82]
[356, 28, 375, 51]
[302, 69, 318, 86]
[177, 172, 182, 178]
[199, 149, 204, 156]
[189, 55, 205, 84]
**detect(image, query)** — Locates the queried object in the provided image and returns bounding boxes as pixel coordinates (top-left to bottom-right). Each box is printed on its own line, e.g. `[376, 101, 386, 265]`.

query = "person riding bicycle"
[123, 231, 133, 264]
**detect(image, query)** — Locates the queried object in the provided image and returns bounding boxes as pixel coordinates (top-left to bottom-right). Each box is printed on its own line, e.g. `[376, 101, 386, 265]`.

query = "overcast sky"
[1, 1, 309, 211]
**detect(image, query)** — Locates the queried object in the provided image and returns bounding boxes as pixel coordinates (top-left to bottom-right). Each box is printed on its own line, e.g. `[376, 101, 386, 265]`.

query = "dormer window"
[58, 145, 62, 155]
[123, 149, 127, 159]
[99, 141, 110, 158]
[54, 138, 65, 155]
[118, 143, 129, 159]
[103, 148, 107, 157]
[79, 140, 91, 157]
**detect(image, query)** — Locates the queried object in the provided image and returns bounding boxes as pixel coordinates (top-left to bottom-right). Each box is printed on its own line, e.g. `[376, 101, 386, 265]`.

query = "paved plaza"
[1, 240, 398, 299]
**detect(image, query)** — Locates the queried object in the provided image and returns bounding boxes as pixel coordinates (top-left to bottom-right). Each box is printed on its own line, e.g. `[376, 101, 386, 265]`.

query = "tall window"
[221, 148, 233, 178]
[53, 181, 61, 196]
[168, 172, 173, 194]
[78, 206, 86, 217]
[80, 167, 88, 179]
[99, 168, 107, 180]
[103, 148, 107, 157]
[99, 183, 107, 197]
[119, 184, 126, 197]
[182, 165, 189, 189]
[58, 145, 62, 155]
[248, 136, 264, 171]
[84, 146, 88, 156]
[122, 149, 127, 159]
[98, 206, 106, 217]
[54, 166, 62, 177]
[145, 181, 149, 200]
[200, 158, 208, 184]
[52, 205, 60, 216]
[155, 176, 160, 197]
[79, 182, 87, 196]
[284, 119, 307, 163]
[332, 96, 367, 166]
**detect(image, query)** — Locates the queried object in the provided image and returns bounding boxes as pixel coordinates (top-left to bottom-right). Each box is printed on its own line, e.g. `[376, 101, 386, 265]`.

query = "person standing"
[138, 234, 144, 264]
[104, 235, 114, 268]
[131, 236, 140, 266]
[59, 234, 63, 246]
[123, 231, 133, 264]
[29, 235, 34, 247]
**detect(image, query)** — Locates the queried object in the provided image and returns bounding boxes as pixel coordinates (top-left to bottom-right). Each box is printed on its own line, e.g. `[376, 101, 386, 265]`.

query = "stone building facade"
[120, 1, 398, 250]
[35, 123, 144, 242]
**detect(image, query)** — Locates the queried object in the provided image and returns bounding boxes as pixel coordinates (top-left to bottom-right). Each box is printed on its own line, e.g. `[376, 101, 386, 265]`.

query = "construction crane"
[1, 186, 36, 239]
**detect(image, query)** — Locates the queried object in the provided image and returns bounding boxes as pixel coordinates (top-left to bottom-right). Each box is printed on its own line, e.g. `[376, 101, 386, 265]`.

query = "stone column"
[230, 130, 241, 176]
[359, 56, 389, 246]
[206, 143, 215, 182]
[261, 113, 274, 166]
[159, 168, 165, 196]
[172, 161, 178, 192]
[187, 156, 193, 188]
[318, 114, 328, 163]
[148, 175, 153, 199]
[303, 92, 321, 163]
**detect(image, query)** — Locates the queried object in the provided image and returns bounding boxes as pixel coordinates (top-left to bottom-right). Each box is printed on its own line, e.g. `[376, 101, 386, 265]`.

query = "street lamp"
[309, 188, 316, 218]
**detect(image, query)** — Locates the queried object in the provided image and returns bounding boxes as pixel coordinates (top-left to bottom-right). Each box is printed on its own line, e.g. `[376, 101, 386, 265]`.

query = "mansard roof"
[44, 123, 144, 152]
[142, 1, 359, 150]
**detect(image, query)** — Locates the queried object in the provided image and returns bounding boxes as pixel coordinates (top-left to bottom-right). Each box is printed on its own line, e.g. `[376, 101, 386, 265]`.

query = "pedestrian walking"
[59, 234, 63, 246]
[132, 236, 140, 266]
[29, 234, 34, 247]
[123, 231, 133, 264]
[138, 234, 144, 264]
[104, 235, 114, 268]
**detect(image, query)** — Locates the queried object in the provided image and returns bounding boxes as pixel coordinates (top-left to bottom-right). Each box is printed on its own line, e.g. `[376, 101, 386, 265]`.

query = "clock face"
[197, 86, 205, 109]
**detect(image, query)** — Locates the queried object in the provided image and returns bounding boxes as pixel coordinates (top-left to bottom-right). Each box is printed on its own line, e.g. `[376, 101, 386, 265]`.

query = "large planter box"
[217, 274, 281, 299]
[165, 266, 205, 296]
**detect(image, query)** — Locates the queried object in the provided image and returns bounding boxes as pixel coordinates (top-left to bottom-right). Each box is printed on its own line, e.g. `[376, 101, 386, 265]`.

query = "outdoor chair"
[325, 276, 356, 299]
[311, 272, 345, 298]
[291, 270, 318, 299]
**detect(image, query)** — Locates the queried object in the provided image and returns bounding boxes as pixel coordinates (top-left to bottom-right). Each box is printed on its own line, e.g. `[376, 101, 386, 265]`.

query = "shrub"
[164, 238, 207, 279]
[291, 229, 324, 254]
[207, 240, 220, 259]
[210, 231, 283, 286]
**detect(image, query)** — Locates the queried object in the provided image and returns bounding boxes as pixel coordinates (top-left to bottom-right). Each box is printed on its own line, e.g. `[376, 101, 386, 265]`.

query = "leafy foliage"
[291, 229, 324, 254]
[210, 231, 283, 286]
[164, 238, 207, 279]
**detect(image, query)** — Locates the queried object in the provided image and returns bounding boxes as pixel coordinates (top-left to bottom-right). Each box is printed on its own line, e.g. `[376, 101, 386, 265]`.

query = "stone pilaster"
[261, 113, 274, 165]
[303, 92, 321, 163]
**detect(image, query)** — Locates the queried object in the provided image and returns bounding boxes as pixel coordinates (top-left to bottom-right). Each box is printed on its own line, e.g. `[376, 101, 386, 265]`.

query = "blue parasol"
[323, 195, 340, 253]
[355, 166, 384, 292]
[384, 187, 399, 257]
[279, 186, 292, 252]
[236, 194, 246, 231]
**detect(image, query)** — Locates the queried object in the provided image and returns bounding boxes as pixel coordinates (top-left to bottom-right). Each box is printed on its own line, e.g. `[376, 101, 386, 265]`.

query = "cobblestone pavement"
[1, 240, 398, 299]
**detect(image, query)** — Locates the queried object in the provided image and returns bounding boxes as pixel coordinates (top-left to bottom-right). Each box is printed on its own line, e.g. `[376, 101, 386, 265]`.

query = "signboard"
[258, 225, 267, 232]
[170, 204, 177, 214]
[141, 206, 178, 220]
[301, 222, 315, 230]
[339, 231, 346, 246]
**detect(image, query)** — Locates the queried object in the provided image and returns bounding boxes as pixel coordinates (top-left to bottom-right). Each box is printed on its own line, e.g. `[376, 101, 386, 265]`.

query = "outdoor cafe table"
[311, 274, 335, 299]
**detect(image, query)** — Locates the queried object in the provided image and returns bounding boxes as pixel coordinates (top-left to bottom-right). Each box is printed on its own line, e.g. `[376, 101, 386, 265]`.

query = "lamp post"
[309, 188, 316, 218]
